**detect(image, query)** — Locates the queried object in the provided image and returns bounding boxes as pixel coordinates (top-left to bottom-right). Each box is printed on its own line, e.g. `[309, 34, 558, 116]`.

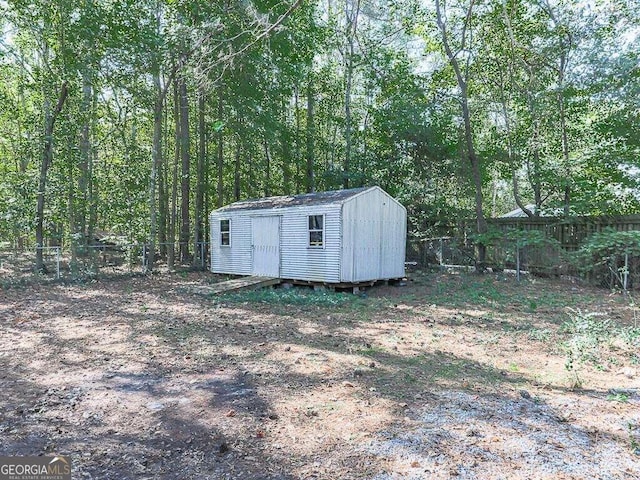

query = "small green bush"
[574, 229, 640, 290]
[561, 308, 640, 388]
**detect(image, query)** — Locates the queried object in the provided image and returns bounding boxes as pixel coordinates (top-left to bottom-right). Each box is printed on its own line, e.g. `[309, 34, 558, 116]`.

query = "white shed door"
[251, 216, 280, 277]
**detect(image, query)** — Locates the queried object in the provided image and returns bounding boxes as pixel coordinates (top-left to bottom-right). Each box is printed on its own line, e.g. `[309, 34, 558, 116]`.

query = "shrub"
[574, 229, 640, 290]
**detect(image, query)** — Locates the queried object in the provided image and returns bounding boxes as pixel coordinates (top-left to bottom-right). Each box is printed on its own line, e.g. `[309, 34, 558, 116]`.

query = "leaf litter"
[0, 271, 639, 479]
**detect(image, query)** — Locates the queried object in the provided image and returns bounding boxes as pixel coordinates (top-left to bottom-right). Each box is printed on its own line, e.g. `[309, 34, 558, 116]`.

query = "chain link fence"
[406, 236, 476, 268]
[407, 235, 568, 278]
[0, 242, 210, 283]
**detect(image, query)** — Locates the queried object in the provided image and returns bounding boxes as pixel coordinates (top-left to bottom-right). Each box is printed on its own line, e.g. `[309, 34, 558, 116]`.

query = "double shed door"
[251, 216, 281, 277]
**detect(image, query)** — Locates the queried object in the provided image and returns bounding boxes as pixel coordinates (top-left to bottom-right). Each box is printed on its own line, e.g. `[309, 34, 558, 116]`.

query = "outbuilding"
[209, 186, 406, 284]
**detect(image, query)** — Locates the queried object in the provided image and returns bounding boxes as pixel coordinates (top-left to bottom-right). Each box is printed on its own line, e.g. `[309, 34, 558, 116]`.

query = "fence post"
[624, 253, 629, 293]
[610, 257, 615, 291]
[516, 242, 520, 282]
[55, 247, 61, 279]
[142, 244, 148, 274]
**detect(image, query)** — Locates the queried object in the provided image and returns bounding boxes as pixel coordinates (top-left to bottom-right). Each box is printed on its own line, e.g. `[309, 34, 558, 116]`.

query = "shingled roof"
[215, 187, 373, 212]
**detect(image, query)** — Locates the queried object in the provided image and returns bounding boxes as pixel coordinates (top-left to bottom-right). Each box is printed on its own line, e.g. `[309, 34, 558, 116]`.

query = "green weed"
[358, 345, 386, 356]
[561, 310, 610, 387]
[560, 308, 640, 387]
[607, 392, 630, 403]
[527, 328, 552, 342]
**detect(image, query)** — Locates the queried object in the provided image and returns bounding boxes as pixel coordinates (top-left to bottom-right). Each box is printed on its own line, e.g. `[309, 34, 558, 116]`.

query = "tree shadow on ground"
[2, 275, 638, 479]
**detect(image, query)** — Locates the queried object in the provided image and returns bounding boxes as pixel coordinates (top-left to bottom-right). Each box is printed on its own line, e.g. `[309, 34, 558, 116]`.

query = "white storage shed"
[209, 186, 406, 284]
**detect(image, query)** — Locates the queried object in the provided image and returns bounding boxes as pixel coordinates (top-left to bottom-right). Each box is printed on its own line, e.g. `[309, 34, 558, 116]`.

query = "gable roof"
[214, 187, 373, 212]
[500, 204, 565, 218]
[501, 204, 537, 218]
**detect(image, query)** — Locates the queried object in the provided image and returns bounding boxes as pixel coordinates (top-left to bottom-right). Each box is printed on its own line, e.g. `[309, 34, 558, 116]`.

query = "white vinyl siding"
[280, 207, 341, 282]
[210, 213, 252, 275]
[341, 187, 406, 282]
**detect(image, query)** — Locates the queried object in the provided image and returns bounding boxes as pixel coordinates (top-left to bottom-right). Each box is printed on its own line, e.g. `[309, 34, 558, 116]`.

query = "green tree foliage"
[0, 0, 638, 266]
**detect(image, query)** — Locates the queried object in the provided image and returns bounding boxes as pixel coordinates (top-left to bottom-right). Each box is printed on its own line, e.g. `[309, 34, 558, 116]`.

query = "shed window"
[220, 219, 230, 246]
[308, 215, 324, 247]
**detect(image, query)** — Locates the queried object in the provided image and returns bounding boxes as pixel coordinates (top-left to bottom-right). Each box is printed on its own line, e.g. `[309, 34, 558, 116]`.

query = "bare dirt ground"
[1, 271, 639, 479]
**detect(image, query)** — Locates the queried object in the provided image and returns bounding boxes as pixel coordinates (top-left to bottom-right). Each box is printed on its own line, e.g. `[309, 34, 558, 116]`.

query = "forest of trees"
[0, 0, 638, 270]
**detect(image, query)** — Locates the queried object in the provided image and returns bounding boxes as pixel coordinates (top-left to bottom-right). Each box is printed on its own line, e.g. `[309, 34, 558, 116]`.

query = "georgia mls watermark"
[0, 456, 71, 480]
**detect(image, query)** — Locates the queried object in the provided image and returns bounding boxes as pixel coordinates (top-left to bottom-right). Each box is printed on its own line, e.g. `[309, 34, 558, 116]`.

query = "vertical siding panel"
[341, 187, 406, 282]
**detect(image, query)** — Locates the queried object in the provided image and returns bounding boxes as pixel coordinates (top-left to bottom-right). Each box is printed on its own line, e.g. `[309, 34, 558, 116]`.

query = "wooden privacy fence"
[488, 215, 640, 251]
[408, 215, 640, 282]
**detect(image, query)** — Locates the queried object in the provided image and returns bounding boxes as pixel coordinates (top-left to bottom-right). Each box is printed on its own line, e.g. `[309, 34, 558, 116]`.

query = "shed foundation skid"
[186, 276, 281, 295]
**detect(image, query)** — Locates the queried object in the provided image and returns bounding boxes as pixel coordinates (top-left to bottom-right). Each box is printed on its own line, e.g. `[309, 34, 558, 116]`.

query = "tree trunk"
[193, 88, 206, 267]
[305, 75, 315, 193]
[148, 73, 164, 273]
[87, 87, 98, 259]
[77, 72, 92, 248]
[168, 81, 180, 269]
[512, 172, 534, 217]
[158, 129, 168, 258]
[500, 83, 534, 218]
[343, 0, 360, 189]
[217, 86, 224, 207]
[35, 82, 68, 273]
[67, 154, 76, 269]
[560, 92, 570, 216]
[234, 139, 241, 201]
[159, 88, 171, 257]
[540, 2, 572, 217]
[179, 76, 190, 263]
[294, 83, 301, 193]
[263, 139, 271, 197]
[435, 0, 487, 270]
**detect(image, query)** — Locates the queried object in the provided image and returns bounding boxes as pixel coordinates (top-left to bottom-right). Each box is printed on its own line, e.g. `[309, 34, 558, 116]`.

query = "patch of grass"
[403, 372, 418, 383]
[607, 392, 630, 403]
[619, 326, 640, 346]
[432, 359, 471, 380]
[479, 333, 501, 345]
[358, 345, 386, 356]
[0, 277, 32, 290]
[424, 276, 501, 307]
[426, 273, 622, 327]
[527, 328, 553, 342]
[561, 308, 640, 387]
[214, 288, 389, 314]
[562, 310, 611, 386]
[217, 287, 380, 309]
